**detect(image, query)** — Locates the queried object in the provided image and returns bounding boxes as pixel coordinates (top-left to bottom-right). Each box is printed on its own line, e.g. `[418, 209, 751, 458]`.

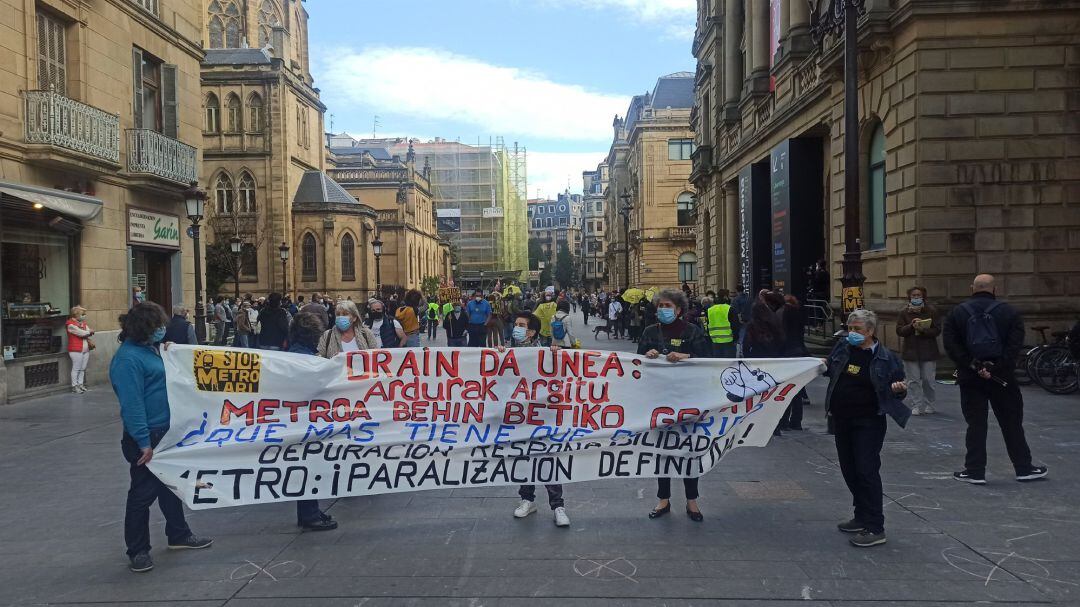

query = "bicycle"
[1028, 333, 1079, 395]
[1015, 326, 1067, 386]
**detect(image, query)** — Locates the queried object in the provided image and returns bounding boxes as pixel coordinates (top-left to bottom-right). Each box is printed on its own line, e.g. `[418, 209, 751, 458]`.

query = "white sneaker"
[923, 405, 936, 414]
[910, 407, 923, 416]
[513, 500, 537, 518]
[553, 507, 570, 527]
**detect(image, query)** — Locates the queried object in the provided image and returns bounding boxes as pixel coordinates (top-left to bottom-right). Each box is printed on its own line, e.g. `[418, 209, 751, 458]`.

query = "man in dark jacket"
[942, 274, 1047, 485]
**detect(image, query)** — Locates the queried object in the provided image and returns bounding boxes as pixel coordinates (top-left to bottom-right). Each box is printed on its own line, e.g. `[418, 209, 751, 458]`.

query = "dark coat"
[895, 304, 941, 362]
[942, 292, 1024, 381]
[824, 340, 910, 428]
[636, 321, 712, 359]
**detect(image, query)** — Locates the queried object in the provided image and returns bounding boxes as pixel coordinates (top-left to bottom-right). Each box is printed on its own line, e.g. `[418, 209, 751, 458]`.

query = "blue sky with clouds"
[308, 0, 695, 198]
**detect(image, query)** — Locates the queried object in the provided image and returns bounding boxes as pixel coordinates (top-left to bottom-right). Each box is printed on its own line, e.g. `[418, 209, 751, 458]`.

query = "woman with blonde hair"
[318, 300, 377, 357]
[66, 305, 94, 393]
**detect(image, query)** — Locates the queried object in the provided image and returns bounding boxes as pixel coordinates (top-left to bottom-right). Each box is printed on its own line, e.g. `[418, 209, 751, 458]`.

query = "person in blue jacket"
[465, 289, 492, 347]
[110, 302, 212, 573]
[823, 308, 908, 549]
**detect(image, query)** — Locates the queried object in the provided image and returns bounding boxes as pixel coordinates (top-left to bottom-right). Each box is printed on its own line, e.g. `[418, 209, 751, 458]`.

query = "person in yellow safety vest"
[705, 290, 739, 359]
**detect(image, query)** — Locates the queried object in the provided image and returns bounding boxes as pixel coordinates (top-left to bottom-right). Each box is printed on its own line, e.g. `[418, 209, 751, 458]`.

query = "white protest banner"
[151, 346, 823, 509]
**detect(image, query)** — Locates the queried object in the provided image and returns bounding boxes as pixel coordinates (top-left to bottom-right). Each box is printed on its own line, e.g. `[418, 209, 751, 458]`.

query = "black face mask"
[369, 311, 384, 319]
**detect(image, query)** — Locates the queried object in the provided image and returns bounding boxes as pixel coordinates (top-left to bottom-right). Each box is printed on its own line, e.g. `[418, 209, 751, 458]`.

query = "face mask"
[135, 293, 145, 302]
[151, 327, 166, 343]
[512, 326, 528, 342]
[910, 298, 924, 307]
[847, 331, 866, 347]
[335, 316, 353, 331]
[453, 306, 462, 314]
[78, 315, 86, 322]
[474, 296, 483, 302]
[657, 308, 676, 324]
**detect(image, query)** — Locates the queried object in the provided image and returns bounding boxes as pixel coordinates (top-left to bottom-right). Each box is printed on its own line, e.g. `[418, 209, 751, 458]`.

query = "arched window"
[301, 233, 317, 281]
[257, 0, 282, 47]
[207, 0, 241, 48]
[214, 173, 233, 214]
[204, 93, 220, 133]
[293, 8, 304, 64]
[238, 172, 256, 213]
[341, 233, 356, 281]
[248, 93, 263, 132]
[676, 192, 695, 226]
[678, 252, 698, 282]
[240, 243, 257, 279]
[867, 122, 886, 250]
[225, 94, 241, 132]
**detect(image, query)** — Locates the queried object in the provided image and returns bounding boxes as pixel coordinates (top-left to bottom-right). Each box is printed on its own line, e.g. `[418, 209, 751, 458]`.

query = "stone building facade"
[691, 0, 1080, 344]
[605, 73, 698, 292]
[0, 0, 203, 401]
[581, 165, 608, 291]
[199, 0, 327, 298]
[328, 146, 451, 293]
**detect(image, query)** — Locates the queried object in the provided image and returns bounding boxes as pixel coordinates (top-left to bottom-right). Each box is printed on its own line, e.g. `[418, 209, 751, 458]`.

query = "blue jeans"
[122, 429, 192, 557]
[406, 333, 421, 348]
[233, 333, 249, 348]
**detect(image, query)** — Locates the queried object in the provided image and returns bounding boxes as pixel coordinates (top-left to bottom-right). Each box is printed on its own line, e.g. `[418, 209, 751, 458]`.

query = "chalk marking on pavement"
[229, 559, 305, 582]
[1006, 531, 1048, 545]
[942, 547, 1079, 588]
[800, 585, 812, 599]
[573, 555, 638, 583]
[636, 488, 644, 499]
[984, 551, 1017, 586]
[445, 529, 456, 545]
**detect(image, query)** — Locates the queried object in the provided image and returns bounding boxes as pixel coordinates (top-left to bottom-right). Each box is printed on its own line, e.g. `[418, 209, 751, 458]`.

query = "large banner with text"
[151, 346, 823, 509]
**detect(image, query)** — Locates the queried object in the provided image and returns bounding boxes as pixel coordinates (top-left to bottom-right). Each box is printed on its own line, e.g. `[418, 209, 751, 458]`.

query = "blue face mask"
[657, 308, 676, 324]
[910, 298, 924, 307]
[335, 315, 353, 331]
[151, 327, 166, 343]
[512, 326, 528, 342]
[846, 331, 866, 347]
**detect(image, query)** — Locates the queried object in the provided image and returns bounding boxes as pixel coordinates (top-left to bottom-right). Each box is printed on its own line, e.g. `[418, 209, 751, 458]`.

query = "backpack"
[960, 301, 1004, 361]
[551, 314, 567, 341]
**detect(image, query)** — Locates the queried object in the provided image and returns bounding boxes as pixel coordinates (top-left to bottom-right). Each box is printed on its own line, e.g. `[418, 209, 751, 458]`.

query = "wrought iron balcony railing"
[126, 128, 197, 184]
[669, 226, 696, 240]
[24, 90, 120, 164]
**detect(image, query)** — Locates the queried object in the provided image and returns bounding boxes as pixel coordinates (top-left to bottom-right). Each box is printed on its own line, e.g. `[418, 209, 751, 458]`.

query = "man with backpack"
[942, 274, 1047, 484]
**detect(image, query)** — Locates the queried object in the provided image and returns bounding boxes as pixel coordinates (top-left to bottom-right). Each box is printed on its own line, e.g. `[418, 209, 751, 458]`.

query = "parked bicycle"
[1027, 327, 1078, 395]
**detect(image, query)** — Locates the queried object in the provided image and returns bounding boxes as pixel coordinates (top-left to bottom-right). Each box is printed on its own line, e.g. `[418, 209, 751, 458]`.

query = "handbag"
[87, 338, 96, 351]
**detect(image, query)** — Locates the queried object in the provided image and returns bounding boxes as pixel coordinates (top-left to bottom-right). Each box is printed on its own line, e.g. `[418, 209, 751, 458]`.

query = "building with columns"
[691, 0, 1080, 345]
[604, 73, 698, 293]
[0, 0, 204, 401]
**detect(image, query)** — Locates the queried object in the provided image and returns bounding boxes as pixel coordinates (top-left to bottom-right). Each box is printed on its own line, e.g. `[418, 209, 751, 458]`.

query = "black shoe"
[953, 470, 986, 485]
[837, 519, 865, 533]
[1016, 466, 1048, 482]
[300, 517, 339, 531]
[777, 423, 790, 432]
[849, 530, 887, 547]
[789, 424, 804, 431]
[773, 428, 783, 437]
[167, 534, 213, 550]
[648, 504, 670, 519]
[686, 508, 703, 522]
[129, 552, 154, 573]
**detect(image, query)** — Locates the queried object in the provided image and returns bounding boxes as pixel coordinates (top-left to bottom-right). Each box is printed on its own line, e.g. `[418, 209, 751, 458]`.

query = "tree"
[204, 184, 270, 297]
[420, 276, 441, 299]
[555, 242, 575, 290]
[527, 238, 548, 270]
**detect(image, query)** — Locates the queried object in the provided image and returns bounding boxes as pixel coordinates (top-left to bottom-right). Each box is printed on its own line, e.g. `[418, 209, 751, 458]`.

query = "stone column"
[777, 0, 791, 63]
[751, 0, 771, 79]
[788, 0, 812, 56]
[724, 0, 742, 110]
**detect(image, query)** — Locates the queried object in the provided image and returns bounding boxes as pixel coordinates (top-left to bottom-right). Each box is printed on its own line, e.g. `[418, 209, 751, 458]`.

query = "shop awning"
[0, 180, 103, 221]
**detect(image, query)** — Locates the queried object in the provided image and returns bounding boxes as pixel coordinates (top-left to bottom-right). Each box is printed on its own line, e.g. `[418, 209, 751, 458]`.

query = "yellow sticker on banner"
[670, 339, 683, 347]
[194, 350, 261, 393]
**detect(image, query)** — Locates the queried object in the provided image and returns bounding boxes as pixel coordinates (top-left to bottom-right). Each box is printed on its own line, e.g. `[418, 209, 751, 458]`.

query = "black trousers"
[712, 342, 736, 359]
[959, 379, 1032, 473]
[519, 484, 564, 509]
[834, 415, 887, 534]
[121, 430, 192, 557]
[427, 319, 438, 339]
[296, 499, 323, 524]
[466, 324, 487, 348]
[657, 477, 699, 500]
[780, 389, 808, 428]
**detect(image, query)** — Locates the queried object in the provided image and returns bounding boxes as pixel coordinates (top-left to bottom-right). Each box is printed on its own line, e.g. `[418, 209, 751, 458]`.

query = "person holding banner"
[319, 300, 377, 357]
[501, 311, 571, 527]
[110, 303, 213, 572]
[366, 299, 405, 348]
[824, 309, 908, 548]
[443, 299, 469, 346]
[637, 289, 711, 522]
[287, 310, 340, 531]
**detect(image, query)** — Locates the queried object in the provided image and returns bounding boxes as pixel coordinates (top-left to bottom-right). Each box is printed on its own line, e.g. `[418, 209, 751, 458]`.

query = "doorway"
[131, 247, 173, 310]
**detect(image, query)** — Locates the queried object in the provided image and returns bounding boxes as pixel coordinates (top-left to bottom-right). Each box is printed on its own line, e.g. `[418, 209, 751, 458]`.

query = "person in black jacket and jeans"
[942, 274, 1047, 484]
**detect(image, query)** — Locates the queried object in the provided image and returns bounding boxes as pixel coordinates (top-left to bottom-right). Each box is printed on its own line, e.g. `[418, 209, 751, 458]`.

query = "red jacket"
[66, 319, 92, 352]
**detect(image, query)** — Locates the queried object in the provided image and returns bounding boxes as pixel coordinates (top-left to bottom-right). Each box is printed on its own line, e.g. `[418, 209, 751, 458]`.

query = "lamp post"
[451, 262, 458, 287]
[479, 269, 485, 293]
[809, 0, 867, 315]
[372, 233, 383, 298]
[183, 182, 208, 343]
[278, 242, 289, 297]
[618, 188, 633, 291]
[229, 235, 242, 301]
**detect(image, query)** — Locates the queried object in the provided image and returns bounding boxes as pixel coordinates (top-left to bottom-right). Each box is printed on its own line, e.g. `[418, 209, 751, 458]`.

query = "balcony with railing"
[690, 144, 713, 182]
[24, 90, 120, 165]
[126, 129, 197, 185]
[669, 226, 696, 240]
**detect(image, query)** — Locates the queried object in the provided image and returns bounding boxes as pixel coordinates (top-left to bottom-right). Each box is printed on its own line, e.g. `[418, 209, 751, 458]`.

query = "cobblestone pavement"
[1, 314, 1078, 605]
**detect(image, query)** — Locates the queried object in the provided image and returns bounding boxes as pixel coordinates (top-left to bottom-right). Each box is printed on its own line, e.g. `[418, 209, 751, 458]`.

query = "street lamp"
[619, 188, 633, 291]
[372, 233, 383, 297]
[278, 242, 289, 297]
[809, 0, 867, 315]
[183, 181, 208, 343]
[479, 269, 485, 292]
[229, 235, 242, 301]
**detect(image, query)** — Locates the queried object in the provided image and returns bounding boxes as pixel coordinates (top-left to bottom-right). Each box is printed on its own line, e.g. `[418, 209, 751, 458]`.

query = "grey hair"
[336, 300, 363, 327]
[657, 288, 688, 311]
[171, 304, 187, 315]
[700, 296, 714, 309]
[847, 309, 878, 332]
[367, 298, 384, 309]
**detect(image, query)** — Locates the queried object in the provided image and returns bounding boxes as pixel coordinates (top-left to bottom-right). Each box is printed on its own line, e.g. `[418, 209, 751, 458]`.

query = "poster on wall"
[770, 141, 791, 294]
[436, 208, 462, 233]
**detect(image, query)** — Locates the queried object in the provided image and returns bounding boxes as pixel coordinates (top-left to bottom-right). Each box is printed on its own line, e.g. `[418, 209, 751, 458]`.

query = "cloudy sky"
[308, 0, 695, 199]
